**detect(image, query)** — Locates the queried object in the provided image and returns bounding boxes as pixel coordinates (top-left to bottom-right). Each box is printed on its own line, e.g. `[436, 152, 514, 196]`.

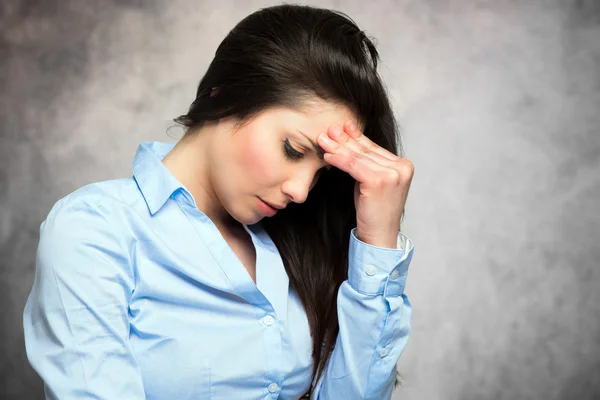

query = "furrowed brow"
[297, 129, 325, 161]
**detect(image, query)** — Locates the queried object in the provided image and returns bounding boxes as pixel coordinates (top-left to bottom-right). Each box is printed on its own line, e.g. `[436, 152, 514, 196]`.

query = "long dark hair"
[173, 3, 405, 395]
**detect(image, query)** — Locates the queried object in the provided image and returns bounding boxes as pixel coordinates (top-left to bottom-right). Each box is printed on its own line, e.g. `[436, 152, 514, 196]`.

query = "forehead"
[261, 101, 361, 138]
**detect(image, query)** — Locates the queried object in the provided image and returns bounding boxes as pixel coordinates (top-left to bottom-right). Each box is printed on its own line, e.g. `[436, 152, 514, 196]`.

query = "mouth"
[260, 198, 285, 210]
[257, 197, 279, 217]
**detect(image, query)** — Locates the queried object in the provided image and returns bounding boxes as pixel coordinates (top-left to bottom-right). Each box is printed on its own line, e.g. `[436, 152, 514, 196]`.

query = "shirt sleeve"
[22, 195, 147, 399]
[311, 227, 415, 400]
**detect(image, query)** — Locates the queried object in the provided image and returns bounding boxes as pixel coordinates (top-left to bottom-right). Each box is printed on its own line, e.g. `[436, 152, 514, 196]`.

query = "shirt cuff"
[347, 227, 414, 297]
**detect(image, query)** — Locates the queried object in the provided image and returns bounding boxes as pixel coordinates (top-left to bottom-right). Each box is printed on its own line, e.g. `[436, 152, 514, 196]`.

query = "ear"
[210, 87, 219, 97]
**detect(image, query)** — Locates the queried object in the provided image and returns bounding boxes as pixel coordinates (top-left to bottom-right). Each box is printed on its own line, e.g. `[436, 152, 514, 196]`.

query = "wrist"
[356, 231, 399, 249]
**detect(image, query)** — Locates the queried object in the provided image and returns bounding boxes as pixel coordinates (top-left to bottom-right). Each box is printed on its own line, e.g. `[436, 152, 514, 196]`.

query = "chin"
[227, 205, 263, 227]
[239, 215, 264, 227]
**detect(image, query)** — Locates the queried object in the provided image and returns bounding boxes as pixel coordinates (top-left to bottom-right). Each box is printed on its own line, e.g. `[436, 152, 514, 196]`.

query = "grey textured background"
[1, 0, 599, 399]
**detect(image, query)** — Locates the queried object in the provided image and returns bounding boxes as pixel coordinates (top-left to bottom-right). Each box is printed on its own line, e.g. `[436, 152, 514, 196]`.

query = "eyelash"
[283, 139, 304, 161]
[283, 138, 329, 180]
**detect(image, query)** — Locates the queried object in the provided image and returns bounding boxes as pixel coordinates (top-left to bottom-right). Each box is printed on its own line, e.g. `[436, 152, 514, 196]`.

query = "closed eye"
[284, 137, 331, 184]
[283, 138, 304, 160]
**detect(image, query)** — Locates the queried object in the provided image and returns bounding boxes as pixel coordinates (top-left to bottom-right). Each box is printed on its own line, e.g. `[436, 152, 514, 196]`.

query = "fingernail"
[318, 133, 331, 143]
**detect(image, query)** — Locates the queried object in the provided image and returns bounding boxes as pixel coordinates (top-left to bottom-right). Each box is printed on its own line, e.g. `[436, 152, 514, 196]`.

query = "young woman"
[23, 4, 415, 399]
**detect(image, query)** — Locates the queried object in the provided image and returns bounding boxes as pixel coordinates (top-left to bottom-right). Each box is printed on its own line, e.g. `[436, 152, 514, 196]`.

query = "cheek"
[236, 137, 280, 186]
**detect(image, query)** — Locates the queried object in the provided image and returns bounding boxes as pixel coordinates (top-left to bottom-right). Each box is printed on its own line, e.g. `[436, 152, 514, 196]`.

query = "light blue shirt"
[23, 141, 415, 400]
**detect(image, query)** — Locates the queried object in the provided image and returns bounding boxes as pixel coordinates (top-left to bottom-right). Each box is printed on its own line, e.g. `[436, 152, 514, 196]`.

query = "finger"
[318, 133, 389, 184]
[344, 120, 399, 161]
[327, 125, 397, 169]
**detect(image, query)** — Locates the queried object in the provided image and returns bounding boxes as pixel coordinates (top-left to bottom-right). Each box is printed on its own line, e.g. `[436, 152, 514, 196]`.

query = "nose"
[281, 168, 319, 204]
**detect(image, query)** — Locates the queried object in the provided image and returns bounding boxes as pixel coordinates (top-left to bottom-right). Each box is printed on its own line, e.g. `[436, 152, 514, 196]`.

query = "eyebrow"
[297, 129, 325, 161]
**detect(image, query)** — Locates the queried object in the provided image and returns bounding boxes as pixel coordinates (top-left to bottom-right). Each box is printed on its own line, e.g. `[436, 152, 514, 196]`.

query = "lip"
[261, 199, 285, 210]
[257, 197, 279, 216]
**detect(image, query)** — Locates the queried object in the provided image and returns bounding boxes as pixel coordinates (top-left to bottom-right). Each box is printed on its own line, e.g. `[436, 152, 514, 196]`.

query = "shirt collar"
[132, 141, 184, 215]
[131, 141, 267, 241]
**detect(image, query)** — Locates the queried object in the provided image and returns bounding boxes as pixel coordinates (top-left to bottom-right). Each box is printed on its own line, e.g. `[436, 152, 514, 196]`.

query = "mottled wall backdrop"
[1, 0, 599, 399]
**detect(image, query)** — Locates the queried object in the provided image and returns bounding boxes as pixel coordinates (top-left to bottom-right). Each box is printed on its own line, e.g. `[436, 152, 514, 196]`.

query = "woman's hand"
[317, 120, 414, 249]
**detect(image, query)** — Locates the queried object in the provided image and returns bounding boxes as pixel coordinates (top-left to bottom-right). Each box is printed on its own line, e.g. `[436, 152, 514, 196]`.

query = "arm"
[311, 227, 415, 400]
[22, 195, 146, 399]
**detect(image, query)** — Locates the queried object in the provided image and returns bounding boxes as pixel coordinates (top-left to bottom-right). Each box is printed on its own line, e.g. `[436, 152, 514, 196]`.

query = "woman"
[23, 4, 415, 399]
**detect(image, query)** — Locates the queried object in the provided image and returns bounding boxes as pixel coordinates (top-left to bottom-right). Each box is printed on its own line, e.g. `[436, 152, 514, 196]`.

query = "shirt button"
[390, 269, 399, 279]
[263, 315, 274, 326]
[366, 265, 377, 276]
[268, 382, 279, 393]
[379, 347, 389, 357]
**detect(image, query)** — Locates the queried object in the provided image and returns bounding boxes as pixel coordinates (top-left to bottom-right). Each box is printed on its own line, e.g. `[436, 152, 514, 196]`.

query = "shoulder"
[36, 179, 140, 290]
[45, 178, 139, 222]
[40, 178, 142, 248]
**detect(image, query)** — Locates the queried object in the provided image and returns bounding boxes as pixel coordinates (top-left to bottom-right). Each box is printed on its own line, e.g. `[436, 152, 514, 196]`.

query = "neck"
[162, 131, 234, 229]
